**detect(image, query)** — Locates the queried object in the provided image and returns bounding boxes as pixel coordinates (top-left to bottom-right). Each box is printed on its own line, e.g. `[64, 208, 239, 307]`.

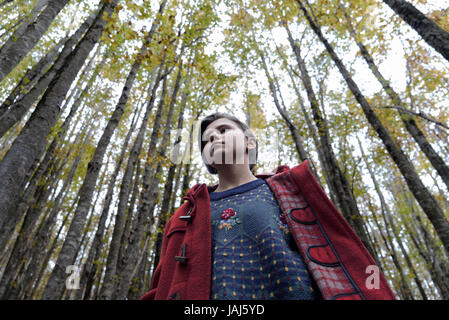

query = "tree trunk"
[0, 34, 66, 119]
[0, 48, 102, 255]
[259, 49, 322, 185]
[99, 57, 168, 301]
[0, 0, 116, 235]
[284, 63, 338, 205]
[20, 140, 88, 299]
[0, 0, 48, 47]
[342, 6, 449, 192]
[152, 70, 188, 272]
[77, 96, 143, 300]
[401, 203, 449, 299]
[0, 0, 71, 82]
[31, 202, 73, 299]
[41, 40, 150, 301]
[357, 137, 427, 299]
[179, 111, 200, 207]
[12, 0, 119, 299]
[382, 0, 449, 63]
[0, 11, 97, 138]
[397, 184, 449, 299]
[283, 21, 379, 263]
[115, 62, 182, 300]
[297, 0, 449, 257]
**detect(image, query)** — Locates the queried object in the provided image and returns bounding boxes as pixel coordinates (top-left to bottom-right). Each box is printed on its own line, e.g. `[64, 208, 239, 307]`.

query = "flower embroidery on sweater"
[215, 208, 240, 230]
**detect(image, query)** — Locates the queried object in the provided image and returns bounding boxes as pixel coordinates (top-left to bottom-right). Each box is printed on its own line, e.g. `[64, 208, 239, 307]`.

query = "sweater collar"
[208, 178, 265, 201]
[185, 164, 291, 202]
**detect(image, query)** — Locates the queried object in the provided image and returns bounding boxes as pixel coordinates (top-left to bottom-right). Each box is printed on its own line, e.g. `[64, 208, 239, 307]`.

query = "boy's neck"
[213, 164, 258, 193]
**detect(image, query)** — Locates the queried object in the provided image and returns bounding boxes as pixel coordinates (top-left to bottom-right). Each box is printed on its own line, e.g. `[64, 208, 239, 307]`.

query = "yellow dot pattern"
[209, 178, 320, 300]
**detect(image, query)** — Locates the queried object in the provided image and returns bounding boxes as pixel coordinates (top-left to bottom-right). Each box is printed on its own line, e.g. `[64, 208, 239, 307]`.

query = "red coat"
[141, 160, 396, 300]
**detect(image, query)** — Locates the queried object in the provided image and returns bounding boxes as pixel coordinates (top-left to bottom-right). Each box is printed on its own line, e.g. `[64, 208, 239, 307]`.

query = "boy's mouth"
[211, 142, 225, 149]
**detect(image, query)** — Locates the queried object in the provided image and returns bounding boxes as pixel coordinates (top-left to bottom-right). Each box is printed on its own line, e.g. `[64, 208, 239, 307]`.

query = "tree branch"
[374, 105, 449, 131]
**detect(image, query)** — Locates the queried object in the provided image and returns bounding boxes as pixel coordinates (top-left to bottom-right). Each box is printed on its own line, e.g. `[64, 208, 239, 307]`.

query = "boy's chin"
[211, 162, 248, 169]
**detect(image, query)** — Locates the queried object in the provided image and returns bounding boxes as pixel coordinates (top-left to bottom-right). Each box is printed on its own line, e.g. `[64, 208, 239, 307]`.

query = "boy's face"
[202, 118, 256, 169]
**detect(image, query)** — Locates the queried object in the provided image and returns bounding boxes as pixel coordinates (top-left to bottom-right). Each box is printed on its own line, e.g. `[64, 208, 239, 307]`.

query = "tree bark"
[284, 63, 339, 206]
[382, 0, 449, 63]
[115, 61, 182, 300]
[357, 137, 427, 299]
[259, 48, 322, 185]
[0, 0, 114, 236]
[42, 42, 149, 301]
[0, 0, 70, 82]
[0, 34, 66, 119]
[77, 96, 144, 300]
[8, 0, 119, 299]
[152, 69, 188, 272]
[342, 5, 449, 192]
[283, 21, 379, 262]
[20, 129, 92, 299]
[0, 11, 97, 138]
[179, 111, 200, 207]
[0, 48, 102, 255]
[395, 182, 449, 299]
[99, 57, 168, 301]
[297, 0, 449, 257]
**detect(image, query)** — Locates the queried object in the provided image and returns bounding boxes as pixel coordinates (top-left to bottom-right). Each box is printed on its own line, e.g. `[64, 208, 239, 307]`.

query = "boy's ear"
[246, 136, 257, 152]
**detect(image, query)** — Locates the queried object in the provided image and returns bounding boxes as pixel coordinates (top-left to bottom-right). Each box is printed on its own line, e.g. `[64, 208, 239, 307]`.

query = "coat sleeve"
[140, 218, 172, 300]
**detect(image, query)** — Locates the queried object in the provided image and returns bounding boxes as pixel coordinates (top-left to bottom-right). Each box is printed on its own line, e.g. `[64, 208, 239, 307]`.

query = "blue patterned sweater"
[209, 178, 321, 300]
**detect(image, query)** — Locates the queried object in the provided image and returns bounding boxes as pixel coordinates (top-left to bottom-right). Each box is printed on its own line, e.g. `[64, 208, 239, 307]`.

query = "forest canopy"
[0, 0, 448, 300]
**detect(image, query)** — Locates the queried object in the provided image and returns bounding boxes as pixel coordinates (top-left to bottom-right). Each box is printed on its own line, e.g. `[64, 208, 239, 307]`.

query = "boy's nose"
[209, 130, 222, 143]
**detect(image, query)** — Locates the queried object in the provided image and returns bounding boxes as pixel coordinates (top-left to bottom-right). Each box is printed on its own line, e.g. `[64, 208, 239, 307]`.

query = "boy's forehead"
[205, 118, 238, 132]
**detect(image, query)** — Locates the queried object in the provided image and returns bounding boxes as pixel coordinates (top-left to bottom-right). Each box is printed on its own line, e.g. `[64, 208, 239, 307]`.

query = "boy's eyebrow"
[203, 123, 233, 139]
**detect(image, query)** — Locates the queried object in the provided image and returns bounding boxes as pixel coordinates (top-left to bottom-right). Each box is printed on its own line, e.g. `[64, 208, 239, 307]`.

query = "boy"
[141, 112, 395, 300]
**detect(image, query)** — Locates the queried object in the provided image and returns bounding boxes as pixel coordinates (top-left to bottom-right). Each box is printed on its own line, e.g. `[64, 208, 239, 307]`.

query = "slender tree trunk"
[284, 64, 338, 205]
[12, 0, 120, 299]
[297, 0, 449, 257]
[20, 134, 90, 299]
[152, 71, 188, 271]
[259, 55, 306, 162]
[31, 202, 74, 299]
[0, 50, 101, 255]
[0, 0, 71, 82]
[366, 194, 413, 300]
[283, 21, 379, 262]
[259, 50, 322, 184]
[0, 34, 66, 119]
[115, 62, 182, 300]
[398, 185, 449, 299]
[99, 58, 168, 301]
[166, 78, 192, 217]
[126, 235, 150, 300]
[0, 0, 116, 236]
[179, 111, 199, 207]
[401, 204, 449, 299]
[42, 47, 146, 301]
[382, 0, 449, 63]
[357, 137, 426, 299]
[77, 98, 143, 300]
[0, 11, 97, 138]
[0, 0, 49, 44]
[111, 157, 142, 298]
[342, 6, 449, 192]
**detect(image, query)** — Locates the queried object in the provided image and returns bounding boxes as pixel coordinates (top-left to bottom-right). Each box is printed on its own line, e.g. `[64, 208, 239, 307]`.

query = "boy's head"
[199, 112, 258, 175]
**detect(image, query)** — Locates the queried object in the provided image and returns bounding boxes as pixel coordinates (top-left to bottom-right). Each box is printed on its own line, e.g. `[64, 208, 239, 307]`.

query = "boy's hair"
[198, 112, 258, 175]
